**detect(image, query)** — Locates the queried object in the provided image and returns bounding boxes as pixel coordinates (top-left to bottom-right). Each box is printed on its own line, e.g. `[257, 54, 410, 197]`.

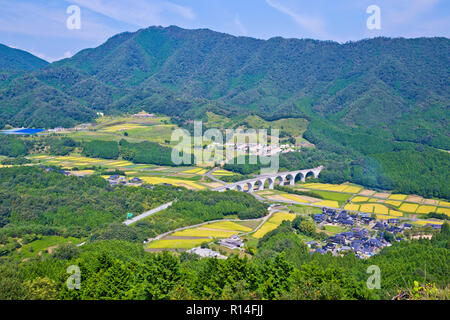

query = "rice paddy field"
[211, 169, 235, 177]
[171, 229, 239, 238]
[252, 212, 297, 239]
[26, 152, 450, 224]
[138, 176, 206, 190]
[257, 181, 450, 222]
[27, 154, 217, 190]
[146, 220, 254, 250]
[146, 238, 209, 249]
[182, 168, 208, 175]
[301, 183, 362, 194]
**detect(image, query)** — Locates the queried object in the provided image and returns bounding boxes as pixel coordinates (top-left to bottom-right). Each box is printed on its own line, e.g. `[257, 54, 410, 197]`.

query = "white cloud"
[165, 2, 196, 20]
[0, 1, 116, 41]
[234, 14, 248, 36]
[265, 0, 330, 39]
[384, 0, 441, 24]
[70, 0, 195, 27]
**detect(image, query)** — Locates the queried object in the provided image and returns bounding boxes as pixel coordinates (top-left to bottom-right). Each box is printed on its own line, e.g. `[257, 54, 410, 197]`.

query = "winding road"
[123, 201, 174, 226]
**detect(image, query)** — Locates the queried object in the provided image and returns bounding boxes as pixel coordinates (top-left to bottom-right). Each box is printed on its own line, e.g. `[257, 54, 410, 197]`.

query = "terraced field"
[147, 238, 209, 249]
[259, 181, 450, 221]
[28, 154, 214, 190]
[252, 212, 296, 239]
[146, 220, 255, 250]
[139, 176, 206, 190]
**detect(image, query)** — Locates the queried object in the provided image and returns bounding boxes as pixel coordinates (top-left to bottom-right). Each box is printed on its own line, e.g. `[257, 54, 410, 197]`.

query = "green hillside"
[0, 44, 48, 72]
[0, 27, 448, 142]
[0, 26, 448, 198]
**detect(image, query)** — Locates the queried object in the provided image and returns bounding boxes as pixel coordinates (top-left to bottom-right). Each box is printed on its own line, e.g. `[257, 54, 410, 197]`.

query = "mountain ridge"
[0, 26, 448, 149]
[0, 43, 49, 72]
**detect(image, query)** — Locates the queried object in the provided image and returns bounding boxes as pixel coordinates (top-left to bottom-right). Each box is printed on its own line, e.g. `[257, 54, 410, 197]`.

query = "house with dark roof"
[219, 235, 244, 250]
[373, 222, 385, 230]
[130, 177, 142, 184]
[386, 226, 402, 234]
[314, 248, 327, 255]
[313, 214, 326, 223]
[426, 224, 442, 230]
[341, 218, 354, 226]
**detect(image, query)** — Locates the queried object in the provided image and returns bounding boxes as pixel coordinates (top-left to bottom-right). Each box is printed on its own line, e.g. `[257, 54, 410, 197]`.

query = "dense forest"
[1, 220, 448, 300]
[0, 166, 267, 252]
[0, 167, 181, 237]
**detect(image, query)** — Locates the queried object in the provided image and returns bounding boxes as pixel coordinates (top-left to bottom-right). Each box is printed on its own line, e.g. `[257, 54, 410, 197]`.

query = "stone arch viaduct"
[214, 166, 324, 193]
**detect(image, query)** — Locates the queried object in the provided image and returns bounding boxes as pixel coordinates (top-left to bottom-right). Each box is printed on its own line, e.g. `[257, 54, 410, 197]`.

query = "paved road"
[123, 201, 173, 226]
[205, 167, 226, 184]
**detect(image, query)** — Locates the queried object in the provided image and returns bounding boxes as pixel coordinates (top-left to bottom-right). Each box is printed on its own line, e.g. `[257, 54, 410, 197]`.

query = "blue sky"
[0, 0, 449, 62]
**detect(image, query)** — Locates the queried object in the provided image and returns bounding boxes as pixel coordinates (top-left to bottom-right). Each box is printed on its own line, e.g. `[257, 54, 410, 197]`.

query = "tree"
[52, 243, 79, 260]
[23, 277, 58, 300]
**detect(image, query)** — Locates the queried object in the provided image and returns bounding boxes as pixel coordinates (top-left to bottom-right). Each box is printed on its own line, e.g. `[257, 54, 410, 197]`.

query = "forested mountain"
[0, 26, 448, 143]
[0, 44, 48, 72]
[0, 26, 448, 197]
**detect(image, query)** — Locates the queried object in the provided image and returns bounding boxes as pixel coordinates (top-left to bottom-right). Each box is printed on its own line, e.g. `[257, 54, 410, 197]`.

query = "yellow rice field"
[416, 205, 437, 214]
[352, 196, 370, 202]
[108, 161, 134, 166]
[436, 207, 450, 216]
[389, 210, 403, 217]
[342, 185, 362, 193]
[171, 228, 238, 238]
[313, 200, 339, 208]
[302, 183, 346, 192]
[280, 194, 310, 203]
[360, 204, 375, 213]
[182, 168, 208, 174]
[385, 200, 402, 207]
[439, 201, 450, 207]
[399, 203, 419, 213]
[147, 238, 209, 249]
[372, 204, 389, 215]
[203, 221, 252, 232]
[252, 212, 297, 239]
[413, 220, 444, 226]
[344, 204, 360, 211]
[252, 222, 279, 239]
[139, 176, 205, 190]
[268, 212, 297, 224]
[388, 194, 408, 200]
[211, 169, 234, 176]
[301, 183, 361, 193]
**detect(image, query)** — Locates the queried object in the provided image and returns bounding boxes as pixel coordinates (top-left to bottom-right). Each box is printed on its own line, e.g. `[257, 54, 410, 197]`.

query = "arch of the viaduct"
[217, 166, 324, 193]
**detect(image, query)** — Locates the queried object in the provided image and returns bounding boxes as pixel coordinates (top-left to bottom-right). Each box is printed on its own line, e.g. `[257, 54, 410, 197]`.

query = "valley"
[0, 23, 448, 302]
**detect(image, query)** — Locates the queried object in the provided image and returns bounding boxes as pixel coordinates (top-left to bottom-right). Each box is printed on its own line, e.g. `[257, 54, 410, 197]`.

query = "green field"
[17, 236, 83, 258]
